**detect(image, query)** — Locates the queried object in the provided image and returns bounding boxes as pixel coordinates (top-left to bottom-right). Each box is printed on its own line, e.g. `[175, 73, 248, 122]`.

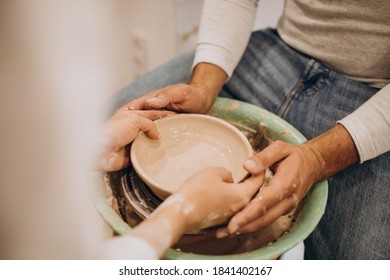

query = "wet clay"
[174, 214, 294, 255]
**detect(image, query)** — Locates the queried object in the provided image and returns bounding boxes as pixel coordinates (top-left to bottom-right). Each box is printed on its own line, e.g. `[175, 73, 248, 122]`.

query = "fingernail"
[146, 97, 165, 106]
[244, 159, 257, 171]
[125, 104, 137, 110]
[229, 224, 239, 234]
[124, 105, 137, 111]
[216, 230, 228, 239]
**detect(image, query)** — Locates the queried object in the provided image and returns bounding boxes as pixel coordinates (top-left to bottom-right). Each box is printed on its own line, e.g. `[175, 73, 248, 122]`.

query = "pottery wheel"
[107, 122, 302, 255]
[121, 167, 162, 220]
[111, 164, 299, 255]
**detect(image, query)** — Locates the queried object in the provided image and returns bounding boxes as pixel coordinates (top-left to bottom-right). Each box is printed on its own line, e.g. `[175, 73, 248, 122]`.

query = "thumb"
[243, 141, 291, 175]
[145, 85, 191, 109]
[137, 117, 161, 140]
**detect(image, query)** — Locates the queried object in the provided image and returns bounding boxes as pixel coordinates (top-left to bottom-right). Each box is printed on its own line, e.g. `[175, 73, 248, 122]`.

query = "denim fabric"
[110, 29, 390, 259]
[108, 52, 194, 116]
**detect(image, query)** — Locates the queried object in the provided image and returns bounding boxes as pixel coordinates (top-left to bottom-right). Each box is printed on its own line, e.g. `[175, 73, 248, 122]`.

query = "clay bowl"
[130, 114, 253, 199]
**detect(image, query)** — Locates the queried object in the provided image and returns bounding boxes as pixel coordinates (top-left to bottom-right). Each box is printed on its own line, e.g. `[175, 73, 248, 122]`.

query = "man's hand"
[98, 109, 175, 172]
[220, 124, 359, 236]
[218, 141, 323, 236]
[120, 63, 228, 114]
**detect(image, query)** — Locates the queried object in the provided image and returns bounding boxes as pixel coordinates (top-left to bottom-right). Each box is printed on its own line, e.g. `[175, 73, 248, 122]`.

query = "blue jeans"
[110, 29, 390, 259]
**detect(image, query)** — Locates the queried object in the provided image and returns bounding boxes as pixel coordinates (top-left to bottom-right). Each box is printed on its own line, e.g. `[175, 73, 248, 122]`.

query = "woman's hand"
[98, 109, 175, 172]
[160, 167, 264, 232]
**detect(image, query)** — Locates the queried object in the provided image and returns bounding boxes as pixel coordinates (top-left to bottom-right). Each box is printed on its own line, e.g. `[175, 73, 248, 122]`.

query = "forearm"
[92, 130, 118, 172]
[305, 124, 359, 181]
[338, 85, 390, 162]
[308, 86, 390, 180]
[193, 0, 258, 77]
[130, 201, 187, 259]
[190, 62, 227, 104]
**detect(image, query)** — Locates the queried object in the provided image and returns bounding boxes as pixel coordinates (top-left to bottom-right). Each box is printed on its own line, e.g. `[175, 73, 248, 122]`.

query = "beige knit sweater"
[278, 0, 389, 89]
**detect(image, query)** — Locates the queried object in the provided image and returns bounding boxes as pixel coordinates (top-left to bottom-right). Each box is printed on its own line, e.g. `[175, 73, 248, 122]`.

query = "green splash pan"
[89, 97, 328, 260]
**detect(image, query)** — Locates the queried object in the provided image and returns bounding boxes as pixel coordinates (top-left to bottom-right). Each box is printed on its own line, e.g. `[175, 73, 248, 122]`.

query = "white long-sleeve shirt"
[193, 0, 390, 163]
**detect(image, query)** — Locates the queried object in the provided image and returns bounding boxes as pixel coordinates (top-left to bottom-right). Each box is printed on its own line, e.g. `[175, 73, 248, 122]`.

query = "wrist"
[305, 124, 359, 181]
[190, 62, 228, 106]
[131, 197, 189, 258]
[152, 194, 192, 235]
[93, 136, 113, 171]
[300, 143, 326, 183]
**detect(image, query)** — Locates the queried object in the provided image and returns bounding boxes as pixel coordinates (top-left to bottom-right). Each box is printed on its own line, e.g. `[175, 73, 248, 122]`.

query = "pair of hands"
[99, 81, 326, 237]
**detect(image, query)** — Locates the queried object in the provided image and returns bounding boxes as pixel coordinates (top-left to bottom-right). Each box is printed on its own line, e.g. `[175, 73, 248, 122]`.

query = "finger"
[225, 168, 295, 233]
[136, 117, 161, 140]
[136, 110, 176, 121]
[214, 174, 265, 239]
[232, 195, 298, 234]
[144, 85, 191, 110]
[243, 140, 292, 174]
[120, 88, 165, 110]
[239, 173, 265, 197]
[215, 227, 229, 239]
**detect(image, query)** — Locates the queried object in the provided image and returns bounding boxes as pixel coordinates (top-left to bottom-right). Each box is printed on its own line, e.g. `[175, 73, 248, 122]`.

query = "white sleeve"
[192, 0, 259, 77]
[338, 84, 390, 163]
[101, 235, 158, 260]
